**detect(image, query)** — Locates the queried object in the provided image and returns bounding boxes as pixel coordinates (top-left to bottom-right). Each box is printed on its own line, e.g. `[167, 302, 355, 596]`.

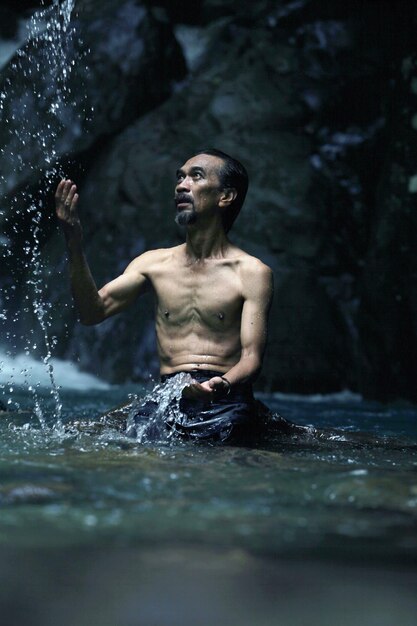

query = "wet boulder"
[357, 54, 417, 402]
[3, 0, 417, 400]
[0, 0, 185, 334]
[36, 16, 351, 389]
[0, 0, 185, 201]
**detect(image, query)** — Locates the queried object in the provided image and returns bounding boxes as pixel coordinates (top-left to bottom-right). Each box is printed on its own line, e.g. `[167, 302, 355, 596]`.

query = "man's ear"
[219, 187, 237, 208]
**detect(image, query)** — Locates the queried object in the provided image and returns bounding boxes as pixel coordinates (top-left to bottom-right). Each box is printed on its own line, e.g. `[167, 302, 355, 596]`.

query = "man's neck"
[185, 221, 230, 261]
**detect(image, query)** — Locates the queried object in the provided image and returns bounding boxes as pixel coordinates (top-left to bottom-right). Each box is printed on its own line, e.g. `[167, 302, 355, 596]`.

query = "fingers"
[182, 377, 231, 400]
[55, 178, 69, 200]
[55, 179, 79, 221]
[56, 179, 78, 204]
[55, 179, 82, 239]
[208, 376, 224, 390]
[55, 179, 66, 196]
[182, 382, 212, 399]
[66, 184, 77, 209]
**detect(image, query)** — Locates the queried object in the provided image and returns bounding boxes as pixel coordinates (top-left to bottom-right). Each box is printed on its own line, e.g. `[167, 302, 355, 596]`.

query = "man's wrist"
[220, 376, 231, 395]
[65, 230, 84, 253]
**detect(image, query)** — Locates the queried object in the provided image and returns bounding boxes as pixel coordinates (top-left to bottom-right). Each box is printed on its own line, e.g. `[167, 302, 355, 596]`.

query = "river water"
[1, 383, 417, 558]
[1, 380, 416, 625]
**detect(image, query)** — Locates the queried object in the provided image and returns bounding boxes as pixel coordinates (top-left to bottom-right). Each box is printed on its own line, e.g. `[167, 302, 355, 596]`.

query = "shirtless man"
[55, 149, 274, 442]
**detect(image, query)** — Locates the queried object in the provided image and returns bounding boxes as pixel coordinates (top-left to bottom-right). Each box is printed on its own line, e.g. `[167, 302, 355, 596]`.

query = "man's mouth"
[175, 195, 193, 209]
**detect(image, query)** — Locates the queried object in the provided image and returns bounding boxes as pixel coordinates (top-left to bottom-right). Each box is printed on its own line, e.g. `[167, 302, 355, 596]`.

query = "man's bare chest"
[150, 264, 243, 328]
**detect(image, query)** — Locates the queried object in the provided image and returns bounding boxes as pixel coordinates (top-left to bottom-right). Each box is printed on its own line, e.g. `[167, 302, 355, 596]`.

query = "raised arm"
[55, 179, 150, 325]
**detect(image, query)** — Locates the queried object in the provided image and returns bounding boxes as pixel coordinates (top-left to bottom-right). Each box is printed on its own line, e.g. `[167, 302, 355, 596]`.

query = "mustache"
[174, 193, 193, 206]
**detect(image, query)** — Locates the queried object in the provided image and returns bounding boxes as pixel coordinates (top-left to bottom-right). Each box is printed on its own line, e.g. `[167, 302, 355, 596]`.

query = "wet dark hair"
[193, 148, 249, 232]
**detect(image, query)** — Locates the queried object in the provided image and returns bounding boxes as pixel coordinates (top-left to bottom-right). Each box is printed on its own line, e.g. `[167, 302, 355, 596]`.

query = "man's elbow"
[78, 310, 106, 326]
[77, 293, 108, 325]
[242, 353, 263, 379]
[251, 361, 262, 381]
[79, 317, 99, 326]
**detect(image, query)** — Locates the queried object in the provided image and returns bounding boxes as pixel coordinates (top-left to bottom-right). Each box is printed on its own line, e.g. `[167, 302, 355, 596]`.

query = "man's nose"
[176, 176, 191, 192]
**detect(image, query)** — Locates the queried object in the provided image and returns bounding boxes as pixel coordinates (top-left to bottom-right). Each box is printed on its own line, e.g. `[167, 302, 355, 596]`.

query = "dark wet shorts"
[128, 370, 263, 444]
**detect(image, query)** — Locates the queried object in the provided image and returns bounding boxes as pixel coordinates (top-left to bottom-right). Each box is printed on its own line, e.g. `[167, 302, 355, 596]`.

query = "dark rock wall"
[1, 0, 416, 399]
[357, 53, 417, 402]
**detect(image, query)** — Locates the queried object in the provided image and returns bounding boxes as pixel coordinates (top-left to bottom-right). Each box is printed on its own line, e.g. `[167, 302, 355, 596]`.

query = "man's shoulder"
[232, 250, 273, 297]
[127, 244, 184, 271]
[232, 248, 272, 278]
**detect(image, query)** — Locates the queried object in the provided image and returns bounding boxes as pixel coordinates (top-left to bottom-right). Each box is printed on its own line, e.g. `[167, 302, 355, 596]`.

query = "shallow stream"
[1, 384, 416, 566]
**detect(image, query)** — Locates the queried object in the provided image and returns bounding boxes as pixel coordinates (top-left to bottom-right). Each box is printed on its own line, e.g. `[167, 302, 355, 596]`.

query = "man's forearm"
[66, 235, 105, 325]
[222, 354, 262, 387]
[55, 178, 103, 324]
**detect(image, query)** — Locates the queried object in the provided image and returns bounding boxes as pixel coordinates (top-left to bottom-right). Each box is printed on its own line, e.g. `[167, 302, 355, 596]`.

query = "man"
[55, 149, 274, 443]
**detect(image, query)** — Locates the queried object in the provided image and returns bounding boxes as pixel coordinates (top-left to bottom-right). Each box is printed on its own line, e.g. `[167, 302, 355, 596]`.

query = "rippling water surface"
[1, 385, 416, 566]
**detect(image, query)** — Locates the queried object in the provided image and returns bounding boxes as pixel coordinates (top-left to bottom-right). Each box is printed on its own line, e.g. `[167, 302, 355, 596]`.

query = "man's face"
[174, 154, 224, 227]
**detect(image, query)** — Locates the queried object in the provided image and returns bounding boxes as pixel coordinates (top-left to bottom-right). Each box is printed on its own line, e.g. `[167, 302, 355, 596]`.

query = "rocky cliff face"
[1, 0, 416, 400]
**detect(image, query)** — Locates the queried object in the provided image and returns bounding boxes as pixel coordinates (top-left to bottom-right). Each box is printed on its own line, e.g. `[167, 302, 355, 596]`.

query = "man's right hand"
[55, 179, 82, 240]
[182, 377, 229, 401]
[182, 381, 213, 400]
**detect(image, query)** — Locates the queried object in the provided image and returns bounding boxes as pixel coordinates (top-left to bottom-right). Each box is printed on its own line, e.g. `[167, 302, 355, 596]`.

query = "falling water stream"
[0, 0, 83, 422]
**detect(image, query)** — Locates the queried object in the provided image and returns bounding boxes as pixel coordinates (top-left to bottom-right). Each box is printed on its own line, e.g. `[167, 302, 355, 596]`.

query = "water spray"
[0, 0, 87, 425]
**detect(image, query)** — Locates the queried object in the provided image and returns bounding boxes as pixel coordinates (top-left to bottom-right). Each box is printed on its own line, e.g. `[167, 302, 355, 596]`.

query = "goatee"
[175, 208, 197, 226]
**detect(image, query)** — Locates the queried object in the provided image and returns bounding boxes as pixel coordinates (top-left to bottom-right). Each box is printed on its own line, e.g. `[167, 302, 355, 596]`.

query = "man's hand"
[55, 179, 82, 240]
[182, 376, 230, 400]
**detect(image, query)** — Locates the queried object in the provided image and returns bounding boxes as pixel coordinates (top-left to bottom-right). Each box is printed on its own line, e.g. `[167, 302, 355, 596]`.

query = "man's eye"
[193, 173, 202, 179]
[177, 174, 184, 182]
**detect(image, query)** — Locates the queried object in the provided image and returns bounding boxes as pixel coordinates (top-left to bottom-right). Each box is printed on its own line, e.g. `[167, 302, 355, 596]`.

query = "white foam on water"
[0, 350, 110, 390]
[262, 389, 363, 404]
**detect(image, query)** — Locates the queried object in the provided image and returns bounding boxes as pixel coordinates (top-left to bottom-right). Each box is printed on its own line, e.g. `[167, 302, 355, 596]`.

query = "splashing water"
[126, 373, 194, 443]
[0, 0, 89, 423]
[29, 373, 195, 443]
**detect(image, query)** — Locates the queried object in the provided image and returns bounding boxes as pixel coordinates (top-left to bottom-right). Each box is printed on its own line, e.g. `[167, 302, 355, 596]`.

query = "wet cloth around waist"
[130, 370, 258, 443]
[161, 370, 254, 403]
